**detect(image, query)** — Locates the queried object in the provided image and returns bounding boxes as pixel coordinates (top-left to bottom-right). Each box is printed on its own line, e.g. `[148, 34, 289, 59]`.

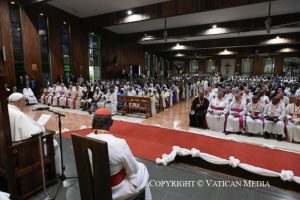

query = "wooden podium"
[0, 75, 57, 199]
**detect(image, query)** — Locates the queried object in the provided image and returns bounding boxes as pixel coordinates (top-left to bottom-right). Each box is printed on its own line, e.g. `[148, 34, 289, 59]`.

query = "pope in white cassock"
[7, 93, 62, 174]
[285, 96, 300, 142]
[87, 108, 151, 200]
[246, 95, 264, 135]
[206, 91, 226, 132]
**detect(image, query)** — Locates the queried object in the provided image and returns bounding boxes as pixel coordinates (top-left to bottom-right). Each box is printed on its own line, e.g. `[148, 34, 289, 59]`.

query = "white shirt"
[23, 87, 35, 97]
[8, 104, 45, 141]
[264, 102, 286, 120]
[295, 88, 300, 96]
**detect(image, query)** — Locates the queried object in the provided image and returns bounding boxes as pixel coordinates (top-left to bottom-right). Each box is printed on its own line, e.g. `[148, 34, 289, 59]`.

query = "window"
[283, 57, 300, 77]
[9, 3, 25, 80]
[241, 58, 253, 75]
[151, 55, 157, 76]
[38, 15, 51, 86]
[88, 33, 101, 82]
[262, 58, 275, 75]
[159, 57, 164, 76]
[190, 60, 199, 73]
[62, 24, 72, 76]
[206, 60, 215, 73]
[144, 52, 150, 77]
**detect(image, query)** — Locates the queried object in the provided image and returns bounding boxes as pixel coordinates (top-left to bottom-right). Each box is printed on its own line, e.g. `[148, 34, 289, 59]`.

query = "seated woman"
[189, 89, 209, 128]
[87, 108, 151, 200]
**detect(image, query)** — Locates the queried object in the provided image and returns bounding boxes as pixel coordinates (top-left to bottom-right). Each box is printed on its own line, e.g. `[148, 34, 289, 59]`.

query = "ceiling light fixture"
[10, 1, 15, 4]
[63, 21, 67, 24]
[127, 10, 132, 15]
[40, 13, 44, 16]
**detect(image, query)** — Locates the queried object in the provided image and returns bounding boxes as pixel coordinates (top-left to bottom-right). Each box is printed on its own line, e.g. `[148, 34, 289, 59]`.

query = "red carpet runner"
[63, 121, 300, 176]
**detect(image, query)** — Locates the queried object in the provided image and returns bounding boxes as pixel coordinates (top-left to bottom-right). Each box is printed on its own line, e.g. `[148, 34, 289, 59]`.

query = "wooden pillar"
[275, 54, 284, 75]
[253, 56, 262, 75]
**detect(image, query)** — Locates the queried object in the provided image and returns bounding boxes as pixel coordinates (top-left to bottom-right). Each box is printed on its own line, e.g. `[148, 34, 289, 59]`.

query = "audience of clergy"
[18, 72, 300, 143]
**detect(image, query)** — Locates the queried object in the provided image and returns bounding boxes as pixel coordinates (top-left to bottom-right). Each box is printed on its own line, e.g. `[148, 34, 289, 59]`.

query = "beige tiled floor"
[25, 98, 300, 154]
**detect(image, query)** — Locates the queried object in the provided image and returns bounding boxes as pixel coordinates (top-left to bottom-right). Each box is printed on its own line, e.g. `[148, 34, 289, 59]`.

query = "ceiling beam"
[17, 0, 52, 7]
[82, 0, 272, 29]
[118, 13, 300, 44]
[155, 44, 300, 59]
[144, 32, 300, 57]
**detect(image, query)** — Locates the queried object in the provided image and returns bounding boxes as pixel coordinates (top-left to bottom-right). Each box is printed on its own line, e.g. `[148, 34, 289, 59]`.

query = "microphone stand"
[46, 109, 77, 199]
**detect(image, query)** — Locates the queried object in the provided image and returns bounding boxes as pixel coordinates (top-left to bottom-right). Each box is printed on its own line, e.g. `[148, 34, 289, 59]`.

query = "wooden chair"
[0, 76, 56, 199]
[71, 134, 145, 200]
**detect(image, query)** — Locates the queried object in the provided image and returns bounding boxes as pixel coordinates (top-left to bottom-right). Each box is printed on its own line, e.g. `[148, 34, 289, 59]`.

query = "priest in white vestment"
[87, 108, 151, 200]
[206, 91, 226, 132]
[286, 96, 300, 142]
[263, 96, 286, 140]
[246, 95, 264, 135]
[23, 84, 38, 104]
[40, 85, 53, 105]
[225, 93, 247, 134]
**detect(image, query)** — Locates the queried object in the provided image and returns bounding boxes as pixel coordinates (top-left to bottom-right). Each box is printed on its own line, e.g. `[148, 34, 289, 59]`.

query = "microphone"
[31, 132, 44, 137]
[32, 106, 50, 111]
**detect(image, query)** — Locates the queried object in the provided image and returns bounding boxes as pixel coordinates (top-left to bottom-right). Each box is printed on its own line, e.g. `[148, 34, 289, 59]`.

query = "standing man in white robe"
[263, 96, 286, 140]
[246, 95, 264, 136]
[206, 91, 226, 132]
[87, 108, 151, 200]
[286, 96, 300, 142]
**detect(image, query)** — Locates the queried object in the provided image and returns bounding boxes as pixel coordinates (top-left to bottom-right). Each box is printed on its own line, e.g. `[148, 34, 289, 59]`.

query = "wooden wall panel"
[100, 29, 145, 79]
[0, 0, 15, 86]
[20, 8, 42, 87]
[23, 4, 88, 84]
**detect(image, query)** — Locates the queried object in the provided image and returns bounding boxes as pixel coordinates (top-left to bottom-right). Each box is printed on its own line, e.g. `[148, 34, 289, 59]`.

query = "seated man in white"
[263, 96, 286, 141]
[206, 90, 226, 132]
[87, 108, 151, 200]
[8, 93, 61, 174]
[0, 191, 9, 200]
[286, 95, 300, 142]
[68, 83, 83, 109]
[47, 83, 59, 106]
[23, 83, 38, 104]
[40, 84, 53, 105]
[225, 92, 246, 134]
[52, 83, 67, 107]
[246, 95, 264, 136]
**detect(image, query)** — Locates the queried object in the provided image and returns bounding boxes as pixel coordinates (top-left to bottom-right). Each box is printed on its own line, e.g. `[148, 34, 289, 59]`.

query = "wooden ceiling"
[23, 0, 300, 59]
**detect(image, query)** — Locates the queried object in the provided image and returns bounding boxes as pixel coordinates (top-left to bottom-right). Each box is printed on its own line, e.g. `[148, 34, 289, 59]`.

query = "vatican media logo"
[200, 180, 271, 188]
[149, 179, 271, 188]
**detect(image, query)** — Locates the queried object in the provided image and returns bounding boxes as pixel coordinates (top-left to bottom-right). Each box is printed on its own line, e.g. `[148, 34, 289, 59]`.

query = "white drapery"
[156, 146, 300, 184]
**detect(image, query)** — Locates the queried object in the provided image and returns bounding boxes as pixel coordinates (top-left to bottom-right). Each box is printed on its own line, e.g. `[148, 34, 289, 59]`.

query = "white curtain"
[156, 146, 300, 184]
